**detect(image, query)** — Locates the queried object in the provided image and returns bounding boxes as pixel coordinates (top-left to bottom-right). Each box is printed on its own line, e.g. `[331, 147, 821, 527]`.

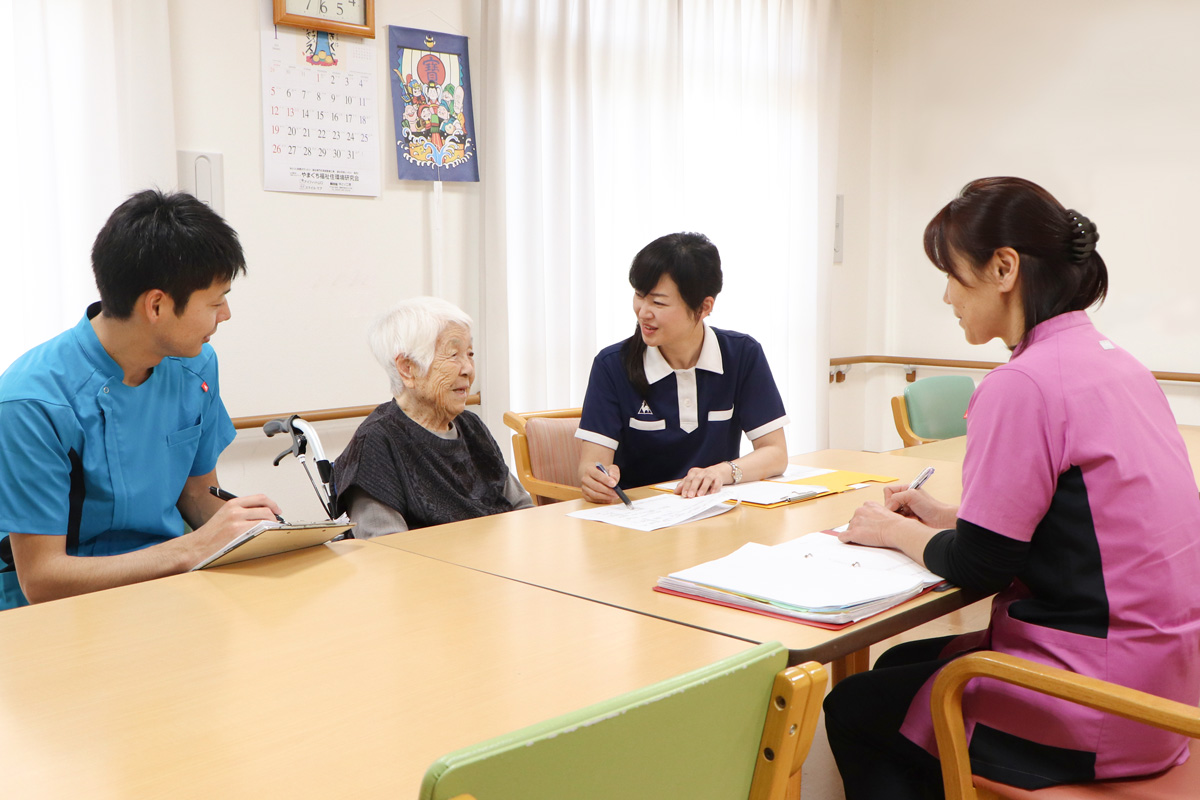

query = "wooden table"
[886, 436, 970, 462]
[0, 541, 750, 799]
[374, 450, 979, 670]
[890, 425, 1200, 488]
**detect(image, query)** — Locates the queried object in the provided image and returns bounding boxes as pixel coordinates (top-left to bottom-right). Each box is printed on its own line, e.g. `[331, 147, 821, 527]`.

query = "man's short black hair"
[91, 190, 247, 319]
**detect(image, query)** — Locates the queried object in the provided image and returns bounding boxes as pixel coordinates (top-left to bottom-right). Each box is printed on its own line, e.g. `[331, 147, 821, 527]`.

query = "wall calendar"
[260, 14, 381, 196]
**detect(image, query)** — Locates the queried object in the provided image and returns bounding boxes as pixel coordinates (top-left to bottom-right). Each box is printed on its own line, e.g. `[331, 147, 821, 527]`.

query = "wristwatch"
[726, 461, 743, 485]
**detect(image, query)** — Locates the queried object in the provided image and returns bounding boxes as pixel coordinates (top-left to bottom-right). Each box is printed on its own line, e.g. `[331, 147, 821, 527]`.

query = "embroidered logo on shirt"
[637, 401, 653, 416]
[201, 381, 209, 393]
[1099, 340, 1115, 350]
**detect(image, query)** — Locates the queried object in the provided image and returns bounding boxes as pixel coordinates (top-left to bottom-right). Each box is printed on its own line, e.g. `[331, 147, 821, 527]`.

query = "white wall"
[174, 0, 1200, 500]
[168, 0, 486, 512]
[830, 0, 1200, 452]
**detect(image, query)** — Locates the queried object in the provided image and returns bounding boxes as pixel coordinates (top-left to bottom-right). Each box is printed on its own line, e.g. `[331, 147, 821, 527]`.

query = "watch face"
[286, 0, 366, 26]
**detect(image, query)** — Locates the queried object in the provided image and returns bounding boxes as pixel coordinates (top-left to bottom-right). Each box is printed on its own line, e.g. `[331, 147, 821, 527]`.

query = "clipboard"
[737, 469, 898, 509]
[652, 469, 897, 509]
[190, 520, 355, 571]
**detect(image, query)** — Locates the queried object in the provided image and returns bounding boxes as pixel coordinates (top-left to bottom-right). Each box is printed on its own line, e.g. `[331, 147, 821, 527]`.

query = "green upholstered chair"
[892, 375, 975, 447]
[420, 642, 828, 800]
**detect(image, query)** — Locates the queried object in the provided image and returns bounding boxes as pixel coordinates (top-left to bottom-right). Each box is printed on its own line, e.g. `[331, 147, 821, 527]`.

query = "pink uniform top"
[901, 311, 1200, 779]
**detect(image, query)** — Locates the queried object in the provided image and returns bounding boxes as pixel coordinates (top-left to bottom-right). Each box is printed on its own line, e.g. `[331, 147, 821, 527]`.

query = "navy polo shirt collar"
[644, 322, 724, 384]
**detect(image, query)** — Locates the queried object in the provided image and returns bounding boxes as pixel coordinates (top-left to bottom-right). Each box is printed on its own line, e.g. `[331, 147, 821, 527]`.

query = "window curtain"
[1, 0, 177, 371]
[479, 0, 841, 453]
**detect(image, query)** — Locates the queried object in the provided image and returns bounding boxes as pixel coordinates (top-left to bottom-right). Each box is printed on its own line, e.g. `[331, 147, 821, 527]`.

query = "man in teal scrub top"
[0, 190, 282, 610]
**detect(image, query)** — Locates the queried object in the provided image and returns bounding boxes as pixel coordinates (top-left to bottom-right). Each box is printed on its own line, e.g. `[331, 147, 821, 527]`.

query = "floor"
[800, 597, 993, 799]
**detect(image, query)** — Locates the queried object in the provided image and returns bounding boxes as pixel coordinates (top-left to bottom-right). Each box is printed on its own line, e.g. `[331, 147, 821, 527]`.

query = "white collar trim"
[643, 323, 723, 384]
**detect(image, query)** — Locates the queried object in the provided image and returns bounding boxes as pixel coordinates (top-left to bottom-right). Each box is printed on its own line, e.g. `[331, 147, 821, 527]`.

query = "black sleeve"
[923, 520, 1029, 594]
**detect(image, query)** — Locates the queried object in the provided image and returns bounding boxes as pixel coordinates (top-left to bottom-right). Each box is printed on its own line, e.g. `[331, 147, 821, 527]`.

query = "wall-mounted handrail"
[829, 355, 1200, 385]
[230, 394, 482, 430]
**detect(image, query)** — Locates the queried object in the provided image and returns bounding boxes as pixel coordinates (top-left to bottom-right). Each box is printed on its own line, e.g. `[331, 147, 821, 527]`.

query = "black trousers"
[823, 636, 958, 800]
[825, 634, 1101, 799]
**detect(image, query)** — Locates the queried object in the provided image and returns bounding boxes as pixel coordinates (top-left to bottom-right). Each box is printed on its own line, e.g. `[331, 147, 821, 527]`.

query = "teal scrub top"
[0, 305, 236, 610]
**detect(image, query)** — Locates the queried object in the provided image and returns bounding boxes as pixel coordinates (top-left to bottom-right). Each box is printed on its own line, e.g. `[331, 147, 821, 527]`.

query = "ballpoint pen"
[209, 486, 287, 524]
[893, 467, 935, 518]
[594, 463, 634, 509]
[908, 466, 935, 491]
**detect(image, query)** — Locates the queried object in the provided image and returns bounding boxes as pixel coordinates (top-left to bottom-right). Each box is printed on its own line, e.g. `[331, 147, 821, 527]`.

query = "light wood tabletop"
[886, 436, 970, 462]
[890, 425, 1200, 489]
[0, 540, 751, 799]
[372, 450, 980, 666]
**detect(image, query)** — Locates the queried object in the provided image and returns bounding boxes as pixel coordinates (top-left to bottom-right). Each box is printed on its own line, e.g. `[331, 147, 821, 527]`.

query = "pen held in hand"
[895, 466, 935, 517]
[908, 466, 935, 491]
[595, 463, 634, 509]
[208, 485, 286, 524]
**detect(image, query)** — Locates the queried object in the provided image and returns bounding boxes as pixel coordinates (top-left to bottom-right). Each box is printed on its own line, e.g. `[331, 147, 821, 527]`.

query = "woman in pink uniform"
[824, 177, 1200, 798]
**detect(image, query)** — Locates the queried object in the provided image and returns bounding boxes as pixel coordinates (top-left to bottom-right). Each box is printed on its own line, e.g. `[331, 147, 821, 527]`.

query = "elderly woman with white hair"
[333, 297, 531, 537]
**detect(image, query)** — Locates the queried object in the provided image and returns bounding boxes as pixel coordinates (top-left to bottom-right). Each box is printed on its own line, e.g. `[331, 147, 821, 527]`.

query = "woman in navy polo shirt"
[575, 232, 789, 503]
[825, 178, 1200, 798]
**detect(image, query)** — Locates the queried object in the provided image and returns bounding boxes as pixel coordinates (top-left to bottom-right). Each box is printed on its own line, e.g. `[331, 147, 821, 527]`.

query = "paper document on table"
[783, 467, 896, 492]
[568, 493, 737, 531]
[774, 532, 943, 585]
[657, 531, 944, 624]
[726, 482, 827, 505]
[652, 480, 827, 506]
[778, 465, 836, 480]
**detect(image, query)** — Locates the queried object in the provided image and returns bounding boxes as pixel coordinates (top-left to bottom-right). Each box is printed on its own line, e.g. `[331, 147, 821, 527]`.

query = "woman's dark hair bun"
[1066, 210, 1099, 263]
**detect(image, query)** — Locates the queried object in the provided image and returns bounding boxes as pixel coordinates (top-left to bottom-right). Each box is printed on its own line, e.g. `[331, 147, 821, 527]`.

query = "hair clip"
[1066, 210, 1099, 263]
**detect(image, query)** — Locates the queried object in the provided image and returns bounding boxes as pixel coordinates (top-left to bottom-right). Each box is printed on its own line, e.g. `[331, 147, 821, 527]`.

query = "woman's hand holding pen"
[882, 485, 958, 529]
[840, 501, 907, 548]
[839, 501, 940, 568]
[581, 462, 624, 504]
[840, 469, 959, 560]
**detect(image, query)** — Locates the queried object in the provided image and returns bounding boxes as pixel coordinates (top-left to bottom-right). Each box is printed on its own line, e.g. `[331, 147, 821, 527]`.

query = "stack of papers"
[653, 465, 896, 508]
[656, 531, 945, 625]
[567, 493, 737, 532]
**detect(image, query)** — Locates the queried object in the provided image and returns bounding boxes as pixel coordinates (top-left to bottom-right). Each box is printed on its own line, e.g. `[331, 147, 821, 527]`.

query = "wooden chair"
[931, 651, 1200, 799]
[892, 375, 975, 447]
[502, 408, 584, 505]
[421, 642, 828, 800]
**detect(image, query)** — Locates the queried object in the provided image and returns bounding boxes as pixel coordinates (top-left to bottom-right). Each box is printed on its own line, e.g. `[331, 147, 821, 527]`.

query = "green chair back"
[420, 642, 788, 800]
[904, 375, 974, 440]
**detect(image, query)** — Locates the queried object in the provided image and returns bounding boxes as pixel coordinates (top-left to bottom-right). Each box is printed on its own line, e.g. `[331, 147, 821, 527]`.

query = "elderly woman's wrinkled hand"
[838, 501, 902, 549]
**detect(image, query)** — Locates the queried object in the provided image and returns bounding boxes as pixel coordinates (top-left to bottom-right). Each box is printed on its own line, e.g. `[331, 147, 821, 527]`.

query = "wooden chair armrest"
[521, 476, 584, 503]
[931, 651, 1200, 800]
[503, 408, 584, 437]
[891, 395, 933, 447]
[502, 410, 528, 436]
[508, 430, 584, 505]
[748, 661, 828, 800]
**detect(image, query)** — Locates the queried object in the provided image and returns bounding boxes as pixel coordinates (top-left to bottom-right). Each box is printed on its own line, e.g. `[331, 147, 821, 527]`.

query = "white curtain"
[1, 0, 177, 371]
[480, 0, 841, 453]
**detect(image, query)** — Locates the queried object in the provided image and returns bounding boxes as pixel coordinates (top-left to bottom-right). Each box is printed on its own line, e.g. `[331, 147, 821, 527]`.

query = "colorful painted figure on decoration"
[388, 26, 479, 182]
